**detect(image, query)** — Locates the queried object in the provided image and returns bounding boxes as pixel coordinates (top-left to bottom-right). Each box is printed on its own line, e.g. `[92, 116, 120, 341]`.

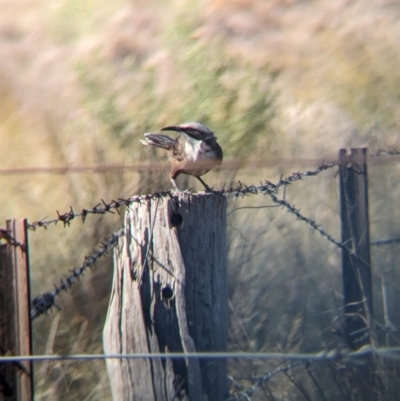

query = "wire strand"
[0, 345, 399, 363]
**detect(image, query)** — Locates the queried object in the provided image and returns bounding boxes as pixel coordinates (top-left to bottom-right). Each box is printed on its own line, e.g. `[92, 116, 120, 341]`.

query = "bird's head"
[161, 122, 215, 142]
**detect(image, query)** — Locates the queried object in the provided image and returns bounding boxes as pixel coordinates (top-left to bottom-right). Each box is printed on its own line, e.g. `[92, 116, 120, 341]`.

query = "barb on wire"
[221, 161, 337, 199]
[227, 360, 307, 401]
[266, 191, 345, 249]
[30, 229, 125, 320]
[27, 162, 337, 231]
[27, 192, 171, 230]
[0, 228, 26, 252]
[26, 161, 339, 319]
[220, 163, 345, 250]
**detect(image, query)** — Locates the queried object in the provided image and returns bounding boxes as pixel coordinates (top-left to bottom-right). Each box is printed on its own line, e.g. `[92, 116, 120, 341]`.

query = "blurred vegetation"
[2, 0, 400, 399]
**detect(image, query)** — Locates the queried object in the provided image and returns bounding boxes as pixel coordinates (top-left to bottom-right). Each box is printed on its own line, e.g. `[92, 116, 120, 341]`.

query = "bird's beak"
[161, 126, 182, 133]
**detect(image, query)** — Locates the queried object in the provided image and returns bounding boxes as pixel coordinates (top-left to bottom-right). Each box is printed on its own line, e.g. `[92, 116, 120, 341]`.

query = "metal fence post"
[339, 148, 373, 349]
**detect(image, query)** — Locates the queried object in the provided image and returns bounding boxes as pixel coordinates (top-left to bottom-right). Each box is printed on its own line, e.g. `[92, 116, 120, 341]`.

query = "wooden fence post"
[103, 193, 228, 401]
[0, 219, 33, 401]
[339, 148, 373, 349]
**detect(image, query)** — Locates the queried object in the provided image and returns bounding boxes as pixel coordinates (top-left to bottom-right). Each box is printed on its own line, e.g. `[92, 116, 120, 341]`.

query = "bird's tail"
[140, 134, 175, 150]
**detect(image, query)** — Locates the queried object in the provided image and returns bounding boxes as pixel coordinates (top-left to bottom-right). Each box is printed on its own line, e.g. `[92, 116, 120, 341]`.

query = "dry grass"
[2, 0, 400, 399]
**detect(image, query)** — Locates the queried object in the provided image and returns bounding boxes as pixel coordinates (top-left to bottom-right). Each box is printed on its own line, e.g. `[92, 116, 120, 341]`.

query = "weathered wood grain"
[0, 219, 33, 401]
[104, 193, 228, 401]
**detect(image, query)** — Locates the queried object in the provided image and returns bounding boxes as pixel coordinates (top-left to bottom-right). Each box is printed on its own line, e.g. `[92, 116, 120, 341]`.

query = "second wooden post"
[103, 193, 228, 401]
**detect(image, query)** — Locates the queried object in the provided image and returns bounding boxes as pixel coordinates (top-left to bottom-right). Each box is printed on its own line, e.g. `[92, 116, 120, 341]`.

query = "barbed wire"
[1, 346, 398, 399]
[30, 229, 125, 320]
[5, 152, 400, 398]
[26, 193, 170, 230]
[265, 191, 345, 249]
[371, 238, 400, 246]
[20, 156, 400, 322]
[220, 162, 346, 251]
[14, 156, 400, 321]
[27, 162, 338, 322]
[1, 346, 397, 400]
[221, 161, 337, 199]
[0, 344, 399, 363]
[22, 157, 400, 322]
[227, 360, 307, 401]
[367, 148, 400, 157]
[220, 167, 346, 249]
[27, 161, 338, 230]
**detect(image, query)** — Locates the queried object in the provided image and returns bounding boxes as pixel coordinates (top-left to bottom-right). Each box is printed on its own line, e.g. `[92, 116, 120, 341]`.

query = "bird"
[140, 122, 223, 191]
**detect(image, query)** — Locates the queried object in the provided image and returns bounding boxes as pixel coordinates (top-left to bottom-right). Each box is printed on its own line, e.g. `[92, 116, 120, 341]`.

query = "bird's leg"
[196, 176, 212, 192]
[170, 177, 179, 191]
[170, 177, 187, 194]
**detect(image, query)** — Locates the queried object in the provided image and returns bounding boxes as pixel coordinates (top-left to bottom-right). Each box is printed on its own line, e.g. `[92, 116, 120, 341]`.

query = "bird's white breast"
[184, 138, 205, 162]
